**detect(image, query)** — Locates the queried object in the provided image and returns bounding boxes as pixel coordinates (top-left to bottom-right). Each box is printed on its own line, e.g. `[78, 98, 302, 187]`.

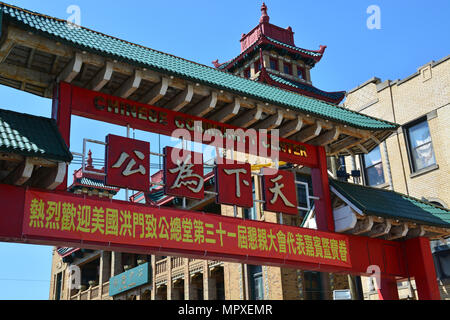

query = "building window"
[248, 265, 264, 300]
[244, 178, 257, 220]
[244, 68, 251, 79]
[269, 58, 279, 71]
[54, 272, 63, 300]
[296, 174, 313, 218]
[297, 68, 304, 79]
[362, 146, 385, 187]
[284, 63, 292, 75]
[304, 271, 323, 300]
[405, 119, 436, 172]
[254, 62, 261, 73]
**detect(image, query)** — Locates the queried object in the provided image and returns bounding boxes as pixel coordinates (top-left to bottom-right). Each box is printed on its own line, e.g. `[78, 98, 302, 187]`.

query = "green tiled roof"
[265, 37, 323, 58]
[0, 108, 72, 162]
[330, 180, 450, 229]
[0, 3, 399, 131]
[268, 73, 346, 102]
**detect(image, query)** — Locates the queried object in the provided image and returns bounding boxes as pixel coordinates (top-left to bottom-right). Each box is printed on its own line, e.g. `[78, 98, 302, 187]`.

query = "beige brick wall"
[345, 55, 450, 300]
[344, 55, 450, 208]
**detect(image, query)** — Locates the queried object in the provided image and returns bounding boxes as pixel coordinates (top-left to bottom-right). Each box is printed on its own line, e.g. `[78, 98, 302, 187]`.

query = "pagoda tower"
[68, 150, 119, 199]
[213, 3, 345, 104]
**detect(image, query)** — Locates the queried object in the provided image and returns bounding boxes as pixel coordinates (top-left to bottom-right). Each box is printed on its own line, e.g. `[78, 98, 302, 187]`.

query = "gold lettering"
[94, 96, 106, 110]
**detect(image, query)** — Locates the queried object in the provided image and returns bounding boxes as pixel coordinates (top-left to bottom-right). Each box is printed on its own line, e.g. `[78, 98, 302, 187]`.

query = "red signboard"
[64, 83, 318, 167]
[164, 147, 204, 200]
[3, 183, 441, 300]
[22, 189, 352, 269]
[215, 163, 253, 208]
[105, 135, 150, 192]
[262, 168, 299, 215]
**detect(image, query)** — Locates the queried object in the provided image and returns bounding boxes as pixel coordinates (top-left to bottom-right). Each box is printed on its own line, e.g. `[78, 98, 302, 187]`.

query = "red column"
[52, 82, 72, 191]
[404, 237, 441, 300]
[311, 146, 334, 232]
[377, 276, 399, 300]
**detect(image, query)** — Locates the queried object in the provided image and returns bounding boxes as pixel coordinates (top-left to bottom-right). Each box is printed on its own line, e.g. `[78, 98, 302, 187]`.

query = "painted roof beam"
[2, 158, 34, 186]
[188, 92, 218, 117]
[210, 98, 241, 123]
[279, 116, 304, 138]
[141, 77, 170, 105]
[29, 162, 67, 191]
[230, 104, 264, 128]
[329, 136, 364, 155]
[88, 61, 114, 92]
[291, 121, 323, 143]
[166, 84, 194, 111]
[309, 127, 341, 146]
[115, 69, 143, 99]
[351, 216, 374, 235]
[386, 223, 409, 241]
[57, 52, 83, 83]
[368, 219, 392, 238]
[253, 109, 284, 131]
[0, 38, 15, 64]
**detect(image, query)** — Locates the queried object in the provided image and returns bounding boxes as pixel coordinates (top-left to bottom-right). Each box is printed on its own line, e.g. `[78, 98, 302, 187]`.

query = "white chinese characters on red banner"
[163, 147, 205, 200]
[262, 168, 299, 215]
[105, 134, 150, 192]
[215, 163, 253, 208]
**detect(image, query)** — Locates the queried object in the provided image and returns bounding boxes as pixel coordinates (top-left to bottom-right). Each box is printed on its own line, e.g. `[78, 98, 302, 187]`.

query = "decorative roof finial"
[260, 2, 270, 24]
[87, 149, 93, 169]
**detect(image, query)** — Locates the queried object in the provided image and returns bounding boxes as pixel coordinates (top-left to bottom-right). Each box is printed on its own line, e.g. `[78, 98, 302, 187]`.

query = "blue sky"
[0, 0, 448, 300]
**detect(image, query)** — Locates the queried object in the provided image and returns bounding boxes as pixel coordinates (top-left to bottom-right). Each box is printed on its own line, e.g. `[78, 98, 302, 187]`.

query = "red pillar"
[404, 237, 441, 300]
[52, 82, 72, 191]
[311, 146, 334, 232]
[377, 276, 399, 300]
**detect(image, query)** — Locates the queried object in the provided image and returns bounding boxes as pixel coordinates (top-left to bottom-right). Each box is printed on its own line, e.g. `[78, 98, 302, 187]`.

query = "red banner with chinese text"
[23, 190, 351, 269]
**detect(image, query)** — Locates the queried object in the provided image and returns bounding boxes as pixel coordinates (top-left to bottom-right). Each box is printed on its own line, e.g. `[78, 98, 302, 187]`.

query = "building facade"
[343, 55, 450, 300]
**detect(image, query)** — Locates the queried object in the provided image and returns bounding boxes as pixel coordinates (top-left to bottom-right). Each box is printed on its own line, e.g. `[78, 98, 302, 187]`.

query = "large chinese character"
[262, 169, 298, 215]
[164, 147, 204, 200]
[29, 198, 45, 229]
[194, 220, 205, 244]
[46, 201, 61, 230]
[112, 151, 146, 177]
[105, 134, 150, 192]
[105, 209, 119, 236]
[61, 203, 77, 232]
[76, 205, 91, 233]
[144, 214, 157, 239]
[91, 207, 105, 235]
[119, 210, 132, 237]
[215, 163, 253, 208]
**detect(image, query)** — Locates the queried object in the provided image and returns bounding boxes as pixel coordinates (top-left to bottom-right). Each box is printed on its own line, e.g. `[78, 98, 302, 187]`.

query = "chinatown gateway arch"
[0, 2, 448, 301]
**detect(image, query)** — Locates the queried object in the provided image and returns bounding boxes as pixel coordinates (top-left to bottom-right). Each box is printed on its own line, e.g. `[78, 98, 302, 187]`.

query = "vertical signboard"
[105, 134, 150, 192]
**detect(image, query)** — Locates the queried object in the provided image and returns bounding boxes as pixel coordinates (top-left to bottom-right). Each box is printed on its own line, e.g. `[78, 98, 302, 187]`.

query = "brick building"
[342, 55, 450, 299]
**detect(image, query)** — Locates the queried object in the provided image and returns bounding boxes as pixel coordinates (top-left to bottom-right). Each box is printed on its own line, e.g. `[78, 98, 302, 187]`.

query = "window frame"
[284, 63, 292, 75]
[297, 67, 305, 80]
[244, 176, 258, 221]
[244, 67, 251, 79]
[360, 145, 386, 187]
[254, 61, 261, 73]
[403, 117, 437, 174]
[269, 58, 279, 71]
[248, 265, 264, 300]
